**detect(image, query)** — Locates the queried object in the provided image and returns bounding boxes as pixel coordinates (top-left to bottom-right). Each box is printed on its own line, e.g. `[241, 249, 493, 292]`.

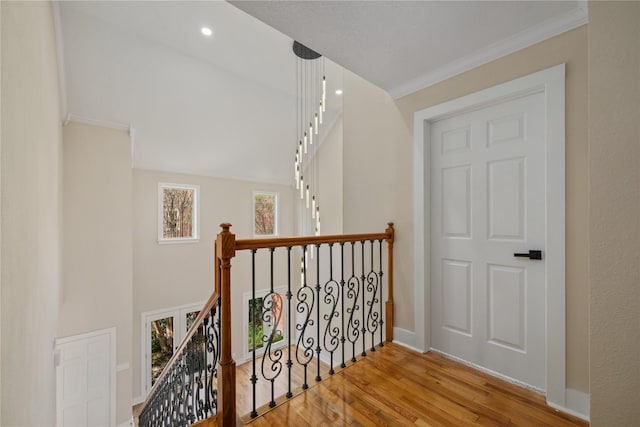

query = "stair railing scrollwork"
[235, 223, 395, 423]
[139, 222, 394, 427]
[138, 291, 221, 427]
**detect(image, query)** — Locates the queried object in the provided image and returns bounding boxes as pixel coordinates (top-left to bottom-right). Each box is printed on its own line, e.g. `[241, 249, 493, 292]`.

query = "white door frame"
[56, 327, 117, 427]
[412, 64, 566, 407]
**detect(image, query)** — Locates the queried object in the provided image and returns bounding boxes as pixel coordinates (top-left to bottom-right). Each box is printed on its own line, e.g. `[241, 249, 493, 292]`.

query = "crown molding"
[65, 114, 131, 132]
[64, 114, 136, 165]
[389, 4, 588, 99]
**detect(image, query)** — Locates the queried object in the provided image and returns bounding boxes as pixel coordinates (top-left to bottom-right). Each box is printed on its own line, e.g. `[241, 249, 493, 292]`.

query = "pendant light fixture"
[293, 41, 325, 241]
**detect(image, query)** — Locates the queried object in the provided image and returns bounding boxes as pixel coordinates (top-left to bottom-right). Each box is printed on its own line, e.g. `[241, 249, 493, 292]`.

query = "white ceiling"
[231, 1, 588, 98]
[57, 1, 587, 185]
[58, 0, 343, 185]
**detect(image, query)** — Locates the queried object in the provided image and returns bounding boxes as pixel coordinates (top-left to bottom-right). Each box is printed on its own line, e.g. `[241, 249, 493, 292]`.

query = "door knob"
[513, 250, 542, 260]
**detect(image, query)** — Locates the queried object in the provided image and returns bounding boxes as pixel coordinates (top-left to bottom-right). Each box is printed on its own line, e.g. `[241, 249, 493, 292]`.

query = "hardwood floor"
[236, 346, 330, 419]
[240, 343, 588, 426]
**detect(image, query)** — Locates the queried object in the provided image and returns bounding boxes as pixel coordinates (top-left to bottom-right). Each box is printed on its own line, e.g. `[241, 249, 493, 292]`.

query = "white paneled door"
[430, 92, 546, 390]
[56, 329, 115, 427]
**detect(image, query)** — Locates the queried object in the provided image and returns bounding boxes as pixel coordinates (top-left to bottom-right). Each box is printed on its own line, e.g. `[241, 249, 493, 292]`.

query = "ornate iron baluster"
[194, 327, 204, 420]
[198, 321, 208, 420]
[323, 243, 340, 374]
[286, 246, 294, 399]
[346, 242, 361, 363]
[366, 240, 380, 352]
[315, 243, 322, 382]
[185, 341, 195, 424]
[174, 358, 182, 426]
[161, 366, 170, 426]
[340, 242, 347, 369]
[158, 380, 166, 425]
[250, 249, 258, 418]
[378, 240, 385, 347]
[261, 248, 284, 408]
[204, 304, 220, 417]
[295, 245, 315, 389]
[360, 241, 367, 357]
[261, 291, 284, 407]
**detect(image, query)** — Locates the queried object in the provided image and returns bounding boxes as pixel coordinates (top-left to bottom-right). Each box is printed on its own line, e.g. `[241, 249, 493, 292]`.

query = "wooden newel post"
[385, 222, 395, 342]
[216, 223, 236, 427]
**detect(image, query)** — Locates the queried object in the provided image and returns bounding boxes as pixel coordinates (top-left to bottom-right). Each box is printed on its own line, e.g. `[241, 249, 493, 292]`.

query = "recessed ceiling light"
[201, 27, 213, 37]
[335, 89, 343, 95]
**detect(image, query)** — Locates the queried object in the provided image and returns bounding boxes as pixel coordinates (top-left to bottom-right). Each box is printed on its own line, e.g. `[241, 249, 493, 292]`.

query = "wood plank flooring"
[240, 343, 588, 426]
[236, 346, 330, 420]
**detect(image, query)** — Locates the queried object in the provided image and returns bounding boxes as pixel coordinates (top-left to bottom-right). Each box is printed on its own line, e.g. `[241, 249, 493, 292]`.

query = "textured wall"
[342, 71, 414, 332]
[588, 2, 640, 425]
[1, 2, 63, 424]
[343, 26, 589, 393]
[59, 121, 133, 424]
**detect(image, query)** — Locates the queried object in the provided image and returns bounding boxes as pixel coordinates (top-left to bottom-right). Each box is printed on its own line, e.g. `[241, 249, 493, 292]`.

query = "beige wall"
[1, 1, 63, 425]
[342, 72, 414, 332]
[588, 2, 640, 425]
[320, 116, 344, 235]
[343, 26, 589, 393]
[132, 169, 294, 400]
[59, 121, 133, 425]
[0, 2, 3, 420]
[302, 115, 344, 236]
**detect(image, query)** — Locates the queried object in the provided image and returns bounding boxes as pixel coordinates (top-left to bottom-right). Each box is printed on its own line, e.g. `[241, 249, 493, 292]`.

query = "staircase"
[137, 223, 395, 426]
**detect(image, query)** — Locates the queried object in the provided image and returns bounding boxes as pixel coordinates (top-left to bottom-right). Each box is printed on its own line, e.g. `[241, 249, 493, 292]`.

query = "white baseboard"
[319, 351, 332, 366]
[116, 417, 134, 427]
[548, 388, 590, 422]
[392, 327, 425, 353]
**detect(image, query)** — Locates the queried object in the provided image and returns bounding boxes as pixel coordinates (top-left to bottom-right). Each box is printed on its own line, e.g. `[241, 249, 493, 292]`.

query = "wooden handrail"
[235, 229, 393, 251]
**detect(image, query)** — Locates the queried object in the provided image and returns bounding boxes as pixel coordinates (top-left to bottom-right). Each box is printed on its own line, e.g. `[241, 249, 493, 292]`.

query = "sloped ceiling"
[57, 1, 587, 184]
[230, 1, 587, 98]
[58, 0, 343, 185]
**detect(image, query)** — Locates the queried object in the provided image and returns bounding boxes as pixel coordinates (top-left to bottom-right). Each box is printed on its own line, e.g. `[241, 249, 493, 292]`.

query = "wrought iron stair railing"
[138, 292, 221, 427]
[138, 222, 395, 427]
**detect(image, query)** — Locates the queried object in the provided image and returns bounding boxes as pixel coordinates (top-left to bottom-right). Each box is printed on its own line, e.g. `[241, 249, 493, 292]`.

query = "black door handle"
[514, 250, 542, 260]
